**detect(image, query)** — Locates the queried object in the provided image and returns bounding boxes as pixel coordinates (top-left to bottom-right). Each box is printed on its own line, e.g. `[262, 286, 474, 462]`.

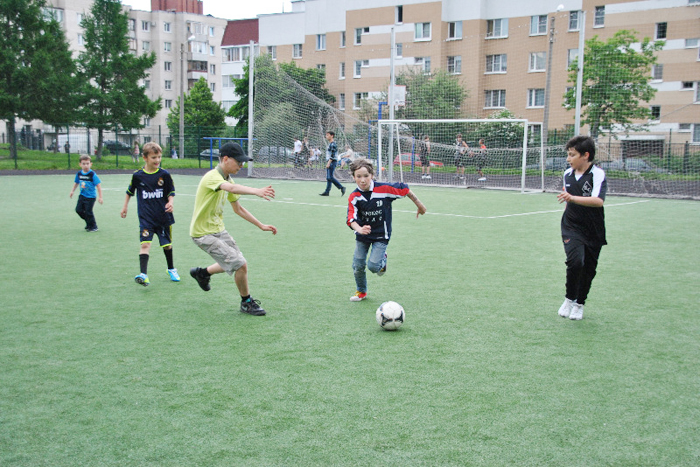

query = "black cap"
[220, 142, 252, 162]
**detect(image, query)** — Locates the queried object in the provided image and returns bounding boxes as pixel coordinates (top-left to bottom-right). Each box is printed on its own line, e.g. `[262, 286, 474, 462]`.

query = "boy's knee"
[367, 261, 382, 274]
[352, 260, 366, 273]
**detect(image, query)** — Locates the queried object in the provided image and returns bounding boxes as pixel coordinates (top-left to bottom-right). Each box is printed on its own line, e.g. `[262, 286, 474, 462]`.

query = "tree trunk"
[7, 117, 17, 169]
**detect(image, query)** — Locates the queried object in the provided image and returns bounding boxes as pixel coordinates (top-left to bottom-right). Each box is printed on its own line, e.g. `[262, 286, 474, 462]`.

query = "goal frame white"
[376, 118, 544, 193]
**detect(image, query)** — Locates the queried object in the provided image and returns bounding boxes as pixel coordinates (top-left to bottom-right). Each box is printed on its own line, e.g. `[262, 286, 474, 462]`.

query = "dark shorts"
[419, 154, 429, 166]
[454, 156, 464, 167]
[140, 224, 173, 247]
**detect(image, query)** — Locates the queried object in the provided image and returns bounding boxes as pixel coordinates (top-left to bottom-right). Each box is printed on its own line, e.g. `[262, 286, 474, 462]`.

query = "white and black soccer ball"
[376, 301, 405, 331]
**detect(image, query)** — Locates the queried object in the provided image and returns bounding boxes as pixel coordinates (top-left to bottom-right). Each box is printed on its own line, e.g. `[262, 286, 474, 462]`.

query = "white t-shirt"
[294, 140, 302, 153]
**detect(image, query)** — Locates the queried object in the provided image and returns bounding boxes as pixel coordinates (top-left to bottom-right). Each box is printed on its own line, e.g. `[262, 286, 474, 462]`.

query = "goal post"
[376, 119, 545, 192]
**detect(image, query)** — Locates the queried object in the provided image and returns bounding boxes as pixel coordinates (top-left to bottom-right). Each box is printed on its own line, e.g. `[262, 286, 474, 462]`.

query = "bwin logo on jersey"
[142, 189, 164, 199]
[582, 181, 593, 196]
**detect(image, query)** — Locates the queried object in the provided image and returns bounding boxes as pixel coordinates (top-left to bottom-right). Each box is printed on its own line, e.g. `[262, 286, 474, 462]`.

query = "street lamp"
[179, 35, 195, 159]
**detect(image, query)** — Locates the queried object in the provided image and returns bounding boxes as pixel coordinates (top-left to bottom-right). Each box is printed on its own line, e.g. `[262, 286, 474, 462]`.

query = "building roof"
[222, 18, 258, 46]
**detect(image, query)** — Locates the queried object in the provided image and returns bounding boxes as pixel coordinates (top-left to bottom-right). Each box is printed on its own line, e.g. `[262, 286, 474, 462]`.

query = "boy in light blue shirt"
[69, 155, 103, 232]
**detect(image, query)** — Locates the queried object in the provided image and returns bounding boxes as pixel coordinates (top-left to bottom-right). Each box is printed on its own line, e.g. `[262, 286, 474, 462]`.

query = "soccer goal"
[376, 119, 546, 192]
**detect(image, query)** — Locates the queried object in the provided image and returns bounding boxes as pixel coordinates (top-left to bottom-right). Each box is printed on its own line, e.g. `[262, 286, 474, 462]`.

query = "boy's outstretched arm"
[221, 183, 275, 201]
[407, 190, 427, 218]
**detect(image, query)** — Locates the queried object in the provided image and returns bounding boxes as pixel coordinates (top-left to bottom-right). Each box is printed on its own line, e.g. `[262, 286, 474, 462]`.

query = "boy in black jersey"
[346, 159, 426, 302]
[556, 136, 607, 320]
[120, 142, 178, 286]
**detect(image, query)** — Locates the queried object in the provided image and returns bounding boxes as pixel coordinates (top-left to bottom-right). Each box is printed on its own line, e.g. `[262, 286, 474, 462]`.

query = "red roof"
[222, 19, 258, 46]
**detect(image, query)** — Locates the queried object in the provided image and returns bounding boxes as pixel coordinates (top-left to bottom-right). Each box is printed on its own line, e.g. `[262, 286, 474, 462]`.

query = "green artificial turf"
[1, 174, 698, 466]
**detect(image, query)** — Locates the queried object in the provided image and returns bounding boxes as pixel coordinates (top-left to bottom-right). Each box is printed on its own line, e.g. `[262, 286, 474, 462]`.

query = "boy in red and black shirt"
[346, 159, 427, 302]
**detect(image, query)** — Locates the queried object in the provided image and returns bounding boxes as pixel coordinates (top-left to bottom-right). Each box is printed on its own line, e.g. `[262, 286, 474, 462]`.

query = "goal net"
[376, 118, 546, 192]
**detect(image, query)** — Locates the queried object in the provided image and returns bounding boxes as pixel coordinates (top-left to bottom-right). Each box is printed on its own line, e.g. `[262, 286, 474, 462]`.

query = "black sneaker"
[319, 192, 329, 196]
[240, 298, 266, 316]
[190, 267, 211, 292]
[340, 186, 346, 196]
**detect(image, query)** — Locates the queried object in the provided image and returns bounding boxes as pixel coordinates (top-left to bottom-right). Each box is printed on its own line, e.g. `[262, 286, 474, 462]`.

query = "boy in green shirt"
[189, 142, 277, 316]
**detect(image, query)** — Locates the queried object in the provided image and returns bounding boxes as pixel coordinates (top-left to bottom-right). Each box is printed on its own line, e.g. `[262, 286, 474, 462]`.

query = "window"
[354, 60, 363, 78]
[267, 46, 277, 59]
[339, 93, 345, 110]
[293, 44, 303, 58]
[527, 89, 545, 107]
[568, 11, 580, 31]
[355, 28, 368, 45]
[396, 43, 402, 57]
[43, 8, 64, 23]
[222, 100, 236, 112]
[679, 123, 691, 132]
[652, 64, 664, 80]
[164, 61, 172, 71]
[339, 62, 345, 79]
[340, 31, 346, 48]
[316, 64, 326, 70]
[685, 38, 699, 48]
[415, 57, 431, 73]
[529, 52, 546, 72]
[164, 22, 171, 32]
[396, 5, 403, 24]
[415, 22, 431, 41]
[485, 90, 506, 108]
[447, 56, 462, 74]
[189, 22, 204, 35]
[77, 34, 84, 46]
[129, 19, 135, 31]
[222, 75, 235, 88]
[695, 85, 700, 102]
[567, 48, 579, 67]
[655, 22, 667, 40]
[77, 13, 83, 24]
[650, 105, 661, 120]
[165, 99, 173, 109]
[129, 39, 136, 51]
[486, 54, 507, 73]
[164, 80, 172, 90]
[694, 125, 700, 144]
[210, 83, 215, 92]
[531, 15, 547, 35]
[144, 80, 150, 90]
[209, 26, 215, 37]
[681, 81, 694, 89]
[353, 92, 369, 109]
[164, 42, 172, 52]
[316, 34, 326, 51]
[141, 20, 150, 31]
[142, 41, 150, 52]
[144, 117, 150, 127]
[210, 64, 216, 75]
[448, 21, 462, 40]
[594, 6, 605, 27]
[191, 41, 206, 54]
[487, 18, 508, 38]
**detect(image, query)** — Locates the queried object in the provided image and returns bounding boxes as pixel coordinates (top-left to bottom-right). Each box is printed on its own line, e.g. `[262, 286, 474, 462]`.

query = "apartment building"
[258, 0, 700, 143]
[221, 19, 258, 126]
[38, 0, 226, 144]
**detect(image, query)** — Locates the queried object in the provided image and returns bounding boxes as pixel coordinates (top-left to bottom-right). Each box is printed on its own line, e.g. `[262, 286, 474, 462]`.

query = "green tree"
[229, 54, 335, 137]
[167, 77, 226, 156]
[0, 0, 81, 163]
[394, 69, 468, 140]
[78, 0, 160, 158]
[564, 30, 663, 139]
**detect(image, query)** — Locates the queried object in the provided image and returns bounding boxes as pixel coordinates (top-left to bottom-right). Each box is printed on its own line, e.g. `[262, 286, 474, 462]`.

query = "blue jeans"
[352, 240, 388, 293]
[324, 160, 343, 193]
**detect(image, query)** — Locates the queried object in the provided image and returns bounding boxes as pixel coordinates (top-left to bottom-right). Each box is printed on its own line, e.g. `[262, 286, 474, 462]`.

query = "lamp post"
[179, 35, 195, 159]
[542, 5, 564, 148]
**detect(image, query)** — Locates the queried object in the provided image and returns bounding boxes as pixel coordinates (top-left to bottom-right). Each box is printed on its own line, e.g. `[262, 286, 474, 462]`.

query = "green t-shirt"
[189, 165, 241, 237]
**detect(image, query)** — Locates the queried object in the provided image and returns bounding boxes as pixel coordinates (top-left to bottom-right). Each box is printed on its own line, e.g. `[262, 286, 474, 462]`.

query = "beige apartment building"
[258, 0, 700, 143]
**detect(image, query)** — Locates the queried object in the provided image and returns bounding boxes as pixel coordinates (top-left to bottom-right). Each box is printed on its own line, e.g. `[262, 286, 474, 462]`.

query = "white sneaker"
[569, 303, 584, 320]
[558, 298, 574, 318]
[425, 174, 431, 179]
[478, 177, 487, 182]
[421, 174, 426, 179]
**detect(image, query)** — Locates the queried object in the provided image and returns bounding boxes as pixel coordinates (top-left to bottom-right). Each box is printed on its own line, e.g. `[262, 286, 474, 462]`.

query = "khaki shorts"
[191, 230, 246, 275]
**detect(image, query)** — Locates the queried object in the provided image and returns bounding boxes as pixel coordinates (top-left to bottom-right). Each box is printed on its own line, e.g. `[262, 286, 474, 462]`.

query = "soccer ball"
[376, 301, 405, 331]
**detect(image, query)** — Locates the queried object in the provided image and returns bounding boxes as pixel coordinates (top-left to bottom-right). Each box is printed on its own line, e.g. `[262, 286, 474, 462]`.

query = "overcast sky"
[123, 0, 294, 21]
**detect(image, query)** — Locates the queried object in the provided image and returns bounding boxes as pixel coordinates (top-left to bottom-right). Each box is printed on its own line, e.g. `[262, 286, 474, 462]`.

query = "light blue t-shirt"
[74, 170, 101, 199]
